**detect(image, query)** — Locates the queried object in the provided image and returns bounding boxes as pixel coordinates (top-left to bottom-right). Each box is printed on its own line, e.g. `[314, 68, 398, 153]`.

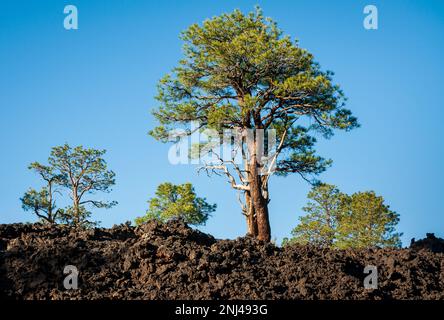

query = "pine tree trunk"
[248, 156, 271, 242]
[245, 191, 258, 236]
[47, 180, 54, 224]
[253, 191, 271, 242]
[73, 187, 80, 226]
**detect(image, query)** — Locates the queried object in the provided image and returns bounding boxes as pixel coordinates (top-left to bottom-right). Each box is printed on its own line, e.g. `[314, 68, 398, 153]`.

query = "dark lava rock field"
[0, 220, 443, 300]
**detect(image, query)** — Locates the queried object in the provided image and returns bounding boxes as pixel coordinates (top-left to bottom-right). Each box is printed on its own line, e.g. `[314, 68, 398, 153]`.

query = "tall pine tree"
[150, 8, 358, 241]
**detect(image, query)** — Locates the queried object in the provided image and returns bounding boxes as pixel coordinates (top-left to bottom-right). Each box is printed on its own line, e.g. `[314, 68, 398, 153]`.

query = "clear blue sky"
[1, 0, 443, 246]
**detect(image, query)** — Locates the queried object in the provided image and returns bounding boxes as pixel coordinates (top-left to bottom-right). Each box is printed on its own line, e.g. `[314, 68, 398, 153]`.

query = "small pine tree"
[285, 185, 403, 248]
[48, 144, 117, 226]
[135, 182, 216, 226]
[336, 191, 402, 248]
[21, 144, 117, 227]
[283, 184, 345, 247]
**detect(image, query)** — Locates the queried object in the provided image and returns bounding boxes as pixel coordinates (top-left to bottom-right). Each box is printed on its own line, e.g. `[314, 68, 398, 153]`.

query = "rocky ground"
[0, 220, 443, 300]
